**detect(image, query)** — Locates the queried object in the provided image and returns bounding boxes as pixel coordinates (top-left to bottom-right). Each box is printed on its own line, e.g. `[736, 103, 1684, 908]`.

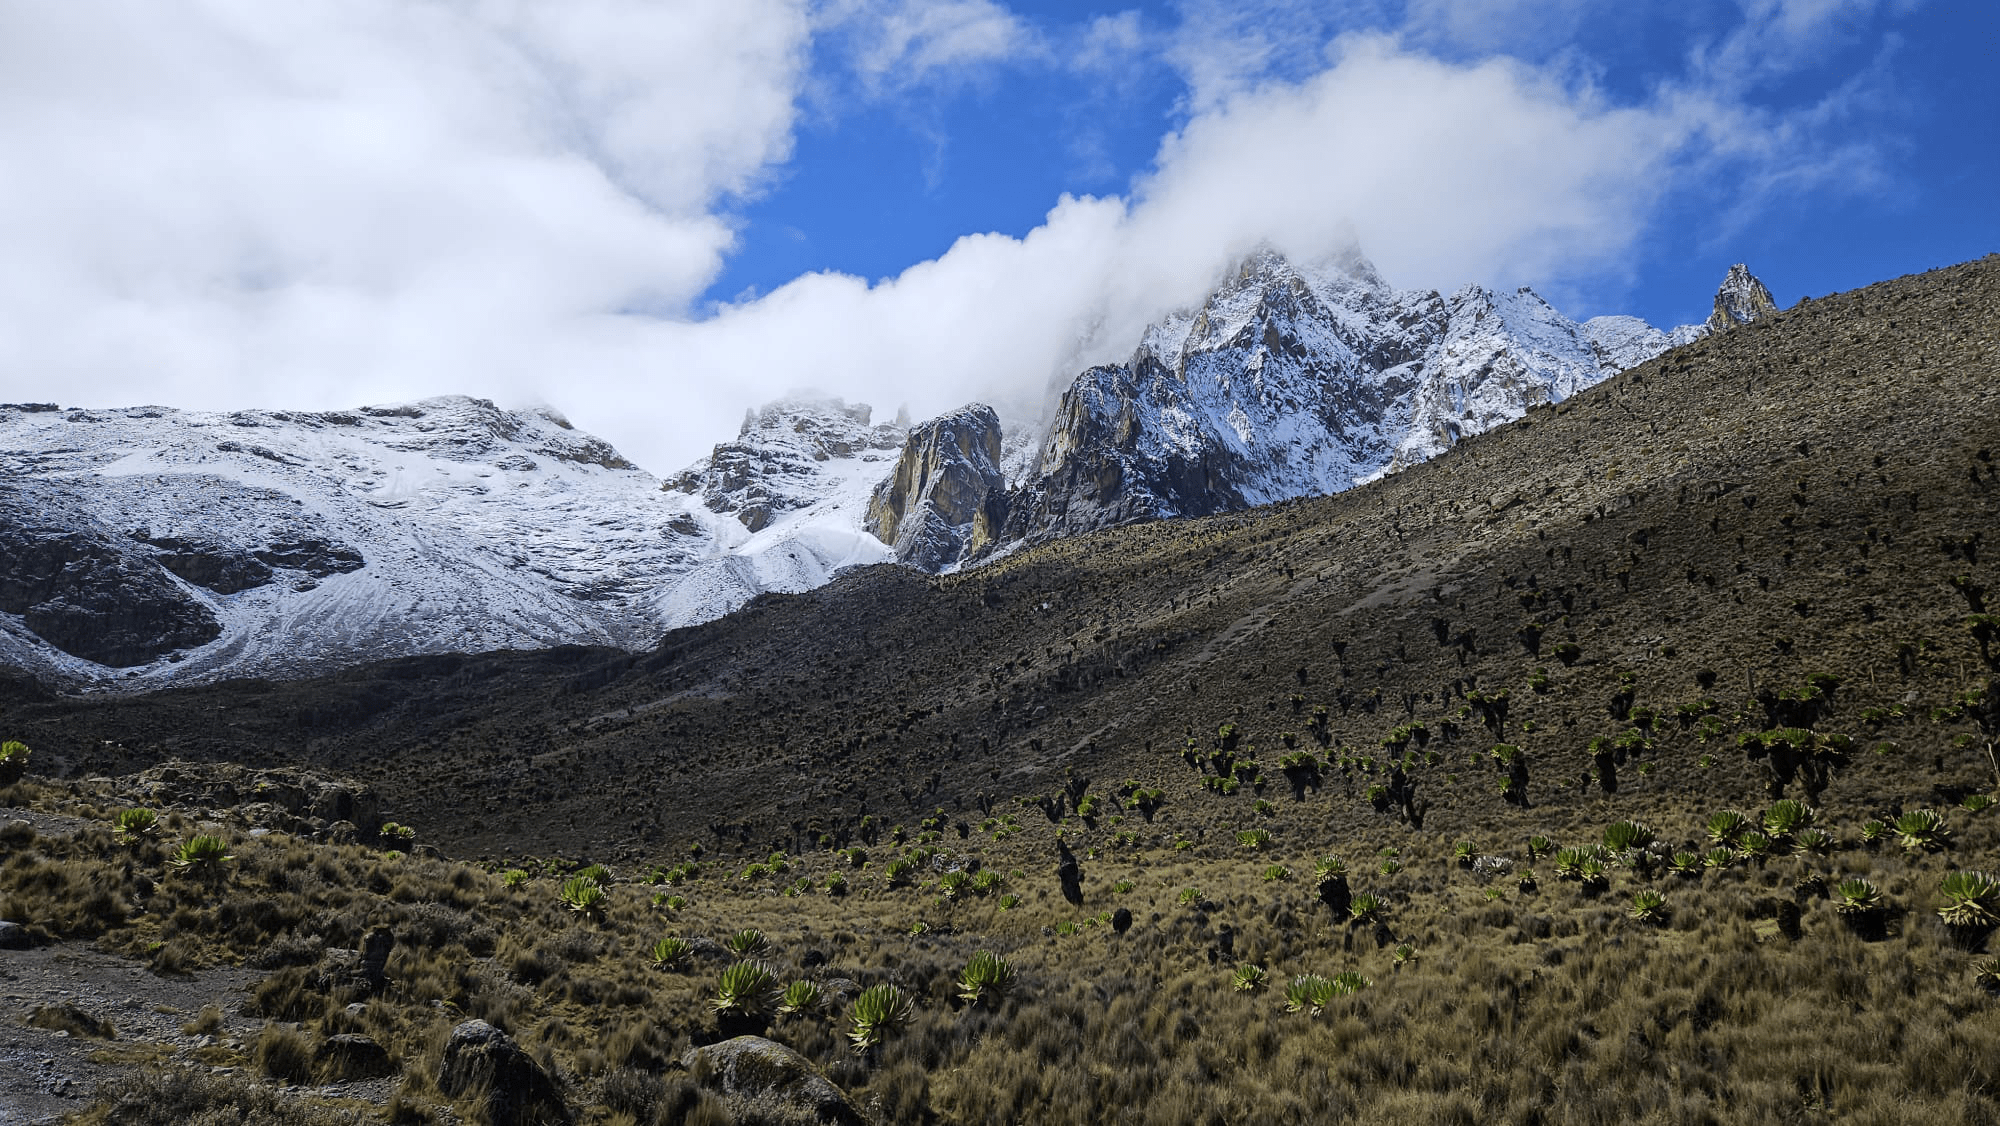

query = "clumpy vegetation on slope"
[4, 756, 2000, 1124]
[0, 255, 1998, 1121]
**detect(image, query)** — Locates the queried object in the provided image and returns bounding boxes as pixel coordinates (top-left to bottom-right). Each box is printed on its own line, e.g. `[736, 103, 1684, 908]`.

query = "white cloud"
[1164, 0, 1355, 113]
[1074, 10, 1147, 72]
[0, 0, 1910, 479]
[1695, 0, 1908, 92]
[817, 0, 1036, 92]
[630, 33, 1744, 463]
[0, 0, 808, 415]
[1401, 0, 1595, 56]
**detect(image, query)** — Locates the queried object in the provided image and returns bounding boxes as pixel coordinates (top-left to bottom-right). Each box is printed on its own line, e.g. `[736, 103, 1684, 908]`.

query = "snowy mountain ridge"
[0, 395, 899, 687]
[0, 252, 1765, 687]
[975, 248, 1729, 560]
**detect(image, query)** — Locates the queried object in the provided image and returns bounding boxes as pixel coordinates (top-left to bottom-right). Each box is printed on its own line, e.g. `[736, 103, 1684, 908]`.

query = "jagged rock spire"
[1706, 264, 1777, 333]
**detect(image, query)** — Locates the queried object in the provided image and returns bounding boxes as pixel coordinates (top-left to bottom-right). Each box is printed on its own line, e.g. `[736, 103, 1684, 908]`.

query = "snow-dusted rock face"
[668, 398, 905, 532]
[865, 404, 1007, 571]
[655, 397, 905, 628]
[1707, 263, 1778, 333]
[0, 395, 900, 687]
[985, 249, 1752, 552]
[995, 249, 1434, 542]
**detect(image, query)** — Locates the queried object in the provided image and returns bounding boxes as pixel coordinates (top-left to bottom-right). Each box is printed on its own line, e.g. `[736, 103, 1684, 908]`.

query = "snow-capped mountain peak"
[980, 251, 1761, 554]
[1, 258, 1773, 688]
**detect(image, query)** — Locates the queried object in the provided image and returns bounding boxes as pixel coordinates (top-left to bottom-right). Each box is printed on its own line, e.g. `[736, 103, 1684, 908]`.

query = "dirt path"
[0, 944, 257, 1124]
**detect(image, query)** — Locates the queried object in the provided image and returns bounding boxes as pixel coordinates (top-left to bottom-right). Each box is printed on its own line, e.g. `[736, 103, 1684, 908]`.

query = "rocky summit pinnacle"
[1706, 263, 1779, 333]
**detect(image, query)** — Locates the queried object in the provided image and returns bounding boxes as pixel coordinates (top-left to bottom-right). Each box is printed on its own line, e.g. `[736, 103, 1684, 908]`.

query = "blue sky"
[1, 0, 1995, 472]
[712, 0, 1999, 330]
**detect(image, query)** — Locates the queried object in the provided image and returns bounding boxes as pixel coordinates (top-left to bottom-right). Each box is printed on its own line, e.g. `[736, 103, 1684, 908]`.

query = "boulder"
[437, 1019, 570, 1126]
[681, 1036, 864, 1126]
[315, 1033, 393, 1080]
[0, 920, 34, 949]
[310, 929, 392, 997]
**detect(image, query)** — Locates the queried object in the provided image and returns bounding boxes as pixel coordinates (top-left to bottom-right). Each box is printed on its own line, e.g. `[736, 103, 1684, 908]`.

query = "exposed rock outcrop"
[134, 535, 274, 594]
[252, 538, 366, 577]
[681, 1036, 865, 1126]
[1707, 263, 1779, 332]
[866, 404, 1009, 570]
[0, 487, 221, 666]
[437, 1019, 570, 1126]
[671, 398, 905, 532]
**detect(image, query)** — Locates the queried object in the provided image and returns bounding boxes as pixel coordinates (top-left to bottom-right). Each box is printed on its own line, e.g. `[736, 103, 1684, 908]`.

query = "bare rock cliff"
[866, 404, 1008, 571]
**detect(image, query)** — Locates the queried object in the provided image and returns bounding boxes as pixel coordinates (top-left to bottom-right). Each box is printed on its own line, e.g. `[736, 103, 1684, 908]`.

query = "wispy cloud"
[1693, 0, 1919, 93]
[815, 0, 1038, 94]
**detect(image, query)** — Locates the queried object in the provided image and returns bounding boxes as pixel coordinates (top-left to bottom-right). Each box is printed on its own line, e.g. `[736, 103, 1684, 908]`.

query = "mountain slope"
[0, 395, 902, 686]
[7, 254, 1994, 862]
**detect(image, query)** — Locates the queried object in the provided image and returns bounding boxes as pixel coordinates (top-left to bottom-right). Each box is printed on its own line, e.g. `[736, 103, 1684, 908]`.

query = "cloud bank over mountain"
[0, 0, 1943, 473]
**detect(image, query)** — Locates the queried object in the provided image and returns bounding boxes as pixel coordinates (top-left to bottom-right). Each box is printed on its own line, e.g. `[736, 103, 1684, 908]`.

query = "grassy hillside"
[2, 254, 1999, 1123]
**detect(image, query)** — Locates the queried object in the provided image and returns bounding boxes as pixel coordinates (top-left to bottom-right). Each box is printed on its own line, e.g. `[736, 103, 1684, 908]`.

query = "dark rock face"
[135, 535, 274, 594]
[255, 538, 365, 577]
[681, 1035, 864, 1126]
[867, 404, 1009, 570]
[995, 357, 1258, 547]
[437, 1019, 570, 1126]
[0, 488, 220, 666]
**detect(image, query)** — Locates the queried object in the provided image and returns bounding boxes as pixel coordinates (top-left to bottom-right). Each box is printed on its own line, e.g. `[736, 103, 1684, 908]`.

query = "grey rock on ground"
[314, 1033, 394, 1080]
[437, 1018, 571, 1126]
[681, 1035, 865, 1126]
